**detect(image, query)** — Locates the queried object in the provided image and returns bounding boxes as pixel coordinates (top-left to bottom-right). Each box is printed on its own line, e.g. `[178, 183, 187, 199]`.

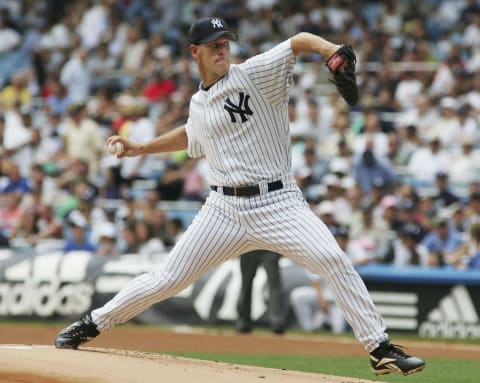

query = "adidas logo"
[419, 285, 480, 338]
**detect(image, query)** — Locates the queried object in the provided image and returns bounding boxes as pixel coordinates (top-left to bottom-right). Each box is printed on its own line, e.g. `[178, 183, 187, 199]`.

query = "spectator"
[349, 198, 390, 262]
[135, 220, 167, 259]
[447, 221, 480, 270]
[394, 124, 421, 166]
[0, 163, 31, 195]
[0, 192, 24, 238]
[45, 77, 71, 116]
[181, 157, 206, 201]
[156, 160, 184, 201]
[318, 112, 354, 158]
[352, 109, 389, 157]
[407, 134, 451, 185]
[120, 25, 147, 74]
[314, 200, 338, 229]
[321, 173, 352, 225]
[87, 40, 118, 77]
[429, 97, 461, 148]
[62, 210, 96, 253]
[60, 48, 92, 103]
[142, 69, 176, 103]
[352, 140, 396, 195]
[0, 71, 32, 109]
[448, 135, 480, 188]
[119, 220, 139, 254]
[394, 70, 424, 111]
[77, 0, 109, 50]
[395, 94, 439, 142]
[60, 103, 104, 179]
[389, 224, 432, 267]
[9, 206, 40, 245]
[95, 221, 119, 257]
[3, 105, 39, 176]
[33, 110, 63, 165]
[376, 194, 403, 233]
[456, 103, 479, 145]
[164, 217, 184, 247]
[119, 100, 157, 185]
[420, 216, 463, 267]
[32, 204, 63, 244]
[397, 199, 427, 242]
[433, 171, 459, 210]
[0, 11, 21, 55]
[464, 191, 480, 229]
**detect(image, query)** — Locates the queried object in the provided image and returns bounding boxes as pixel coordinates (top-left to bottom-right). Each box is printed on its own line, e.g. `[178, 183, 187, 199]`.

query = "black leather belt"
[211, 180, 283, 197]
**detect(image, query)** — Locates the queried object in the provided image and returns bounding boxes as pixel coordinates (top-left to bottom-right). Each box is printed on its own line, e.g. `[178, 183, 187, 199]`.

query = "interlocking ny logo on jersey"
[224, 92, 253, 123]
[211, 18, 223, 28]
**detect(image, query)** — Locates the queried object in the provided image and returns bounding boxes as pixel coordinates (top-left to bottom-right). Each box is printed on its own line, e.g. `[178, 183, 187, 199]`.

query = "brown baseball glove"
[325, 44, 359, 106]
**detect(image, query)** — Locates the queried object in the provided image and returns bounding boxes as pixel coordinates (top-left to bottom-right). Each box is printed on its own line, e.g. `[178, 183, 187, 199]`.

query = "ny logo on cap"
[211, 18, 223, 29]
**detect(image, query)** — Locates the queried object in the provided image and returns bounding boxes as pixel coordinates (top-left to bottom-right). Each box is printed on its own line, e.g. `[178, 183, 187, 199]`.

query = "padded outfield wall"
[0, 250, 479, 339]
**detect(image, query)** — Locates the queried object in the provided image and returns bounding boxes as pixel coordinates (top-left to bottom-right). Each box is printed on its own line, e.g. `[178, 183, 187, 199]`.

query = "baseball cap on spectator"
[426, 130, 441, 144]
[380, 195, 397, 209]
[341, 176, 355, 190]
[68, 210, 87, 228]
[322, 173, 341, 188]
[440, 97, 459, 110]
[315, 200, 335, 216]
[435, 171, 448, 179]
[433, 216, 449, 227]
[329, 157, 349, 176]
[295, 166, 312, 180]
[189, 18, 238, 45]
[97, 222, 116, 239]
[459, 134, 475, 146]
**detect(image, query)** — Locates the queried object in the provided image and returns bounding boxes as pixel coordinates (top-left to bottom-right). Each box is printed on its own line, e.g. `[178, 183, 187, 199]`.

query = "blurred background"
[0, 0, 479, 337]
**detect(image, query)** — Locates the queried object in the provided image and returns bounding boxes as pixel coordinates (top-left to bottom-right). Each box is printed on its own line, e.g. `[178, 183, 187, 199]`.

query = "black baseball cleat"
[370, 340, 425, 375]
[55, 313, 100, 349]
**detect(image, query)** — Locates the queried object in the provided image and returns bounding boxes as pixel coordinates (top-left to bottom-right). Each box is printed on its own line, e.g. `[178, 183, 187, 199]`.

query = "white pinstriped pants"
[92, 175, 387, 351]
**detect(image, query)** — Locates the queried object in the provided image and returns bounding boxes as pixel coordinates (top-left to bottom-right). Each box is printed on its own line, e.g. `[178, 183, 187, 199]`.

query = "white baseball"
[108, 141, 124, 155]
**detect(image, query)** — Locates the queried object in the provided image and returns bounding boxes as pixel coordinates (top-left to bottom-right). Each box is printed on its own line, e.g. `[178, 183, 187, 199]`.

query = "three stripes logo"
[419, 285, 480, 338]
[224, 92, 253, 123]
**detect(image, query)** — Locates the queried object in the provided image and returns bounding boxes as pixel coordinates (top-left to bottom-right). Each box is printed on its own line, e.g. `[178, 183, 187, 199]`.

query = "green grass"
[163, 352, 479, 383]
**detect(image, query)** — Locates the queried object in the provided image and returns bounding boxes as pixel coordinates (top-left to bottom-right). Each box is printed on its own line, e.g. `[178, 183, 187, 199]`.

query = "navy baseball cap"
[189, 17, 238, 45]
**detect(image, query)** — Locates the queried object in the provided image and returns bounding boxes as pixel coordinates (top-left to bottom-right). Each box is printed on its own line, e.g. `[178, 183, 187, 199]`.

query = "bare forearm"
[138, 125, 188, 155]
[107, 125, 188, 158]
[290, 32, 339, 58]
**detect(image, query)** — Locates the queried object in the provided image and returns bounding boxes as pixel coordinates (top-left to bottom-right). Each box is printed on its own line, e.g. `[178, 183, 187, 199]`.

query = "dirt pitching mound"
[0, 345, 384, 383]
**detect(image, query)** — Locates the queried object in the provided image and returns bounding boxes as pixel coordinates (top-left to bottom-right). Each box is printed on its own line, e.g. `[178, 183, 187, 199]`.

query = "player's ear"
[189, 44, 199, 58]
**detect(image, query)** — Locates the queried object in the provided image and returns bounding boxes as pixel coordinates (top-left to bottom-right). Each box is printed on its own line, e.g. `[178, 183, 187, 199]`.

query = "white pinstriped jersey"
[185, 39, 296, 186]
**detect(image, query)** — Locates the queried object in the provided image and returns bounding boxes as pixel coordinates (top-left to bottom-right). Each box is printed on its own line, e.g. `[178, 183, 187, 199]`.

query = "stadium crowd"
[1, 0, 480, 270]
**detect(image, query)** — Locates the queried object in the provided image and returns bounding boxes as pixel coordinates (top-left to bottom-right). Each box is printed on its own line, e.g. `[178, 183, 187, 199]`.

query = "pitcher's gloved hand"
[325, 44, 359, 106]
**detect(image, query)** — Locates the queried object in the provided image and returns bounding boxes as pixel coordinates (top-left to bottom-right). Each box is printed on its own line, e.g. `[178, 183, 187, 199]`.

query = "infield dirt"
[1, 323, 479, 382]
